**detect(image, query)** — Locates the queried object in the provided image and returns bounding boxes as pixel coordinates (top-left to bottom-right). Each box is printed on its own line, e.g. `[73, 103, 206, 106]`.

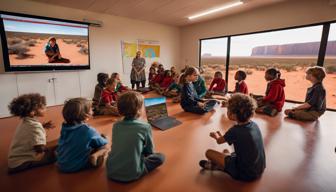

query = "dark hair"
[97, 73, 109, 86]
[236, 70, 247, 80]
[228, 93, 257, 122]
[164, 70, 172, 77]
[63, 98, 91, 125]
[8, 93, 46, 118]
[48, 37, 56, 43]
[184, 67, 198, 76]
[214, 71, 223, 78]
[111, 72, 119, 80]
[266, 68, 281, 80]
[117, 91, 143, 119]
[179, 73, 187, 84]
[306, 66, 326, 82]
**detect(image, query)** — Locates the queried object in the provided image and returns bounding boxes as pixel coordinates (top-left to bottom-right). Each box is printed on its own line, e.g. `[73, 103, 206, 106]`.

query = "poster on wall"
[121, 40, 160, 74]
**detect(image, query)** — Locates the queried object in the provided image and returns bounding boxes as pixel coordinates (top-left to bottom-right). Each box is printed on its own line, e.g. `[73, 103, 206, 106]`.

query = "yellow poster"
[138, 44, 160, 58]
[122, 42, 137, 58]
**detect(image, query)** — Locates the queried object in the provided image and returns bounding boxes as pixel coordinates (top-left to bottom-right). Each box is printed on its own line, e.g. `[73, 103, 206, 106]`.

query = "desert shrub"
[25, 39, 37, 47]
[63, 39, 74, 44]
[229, 65, 239, 70]
[246, 69, 253, 75]
[7, 38, 23, 45]
[280, 65, 297, 72]
[326, 65, 336, 74]
[8, 43, 29, 55]
[79, 46, 89, 55]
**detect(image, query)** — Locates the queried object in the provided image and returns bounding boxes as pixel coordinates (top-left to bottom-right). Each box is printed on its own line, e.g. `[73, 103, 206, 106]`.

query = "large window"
[200, 38, 227, 85]
[325, 23, 336, 109]
[229, 26, 323, 100]
[200, 23, 336, 110]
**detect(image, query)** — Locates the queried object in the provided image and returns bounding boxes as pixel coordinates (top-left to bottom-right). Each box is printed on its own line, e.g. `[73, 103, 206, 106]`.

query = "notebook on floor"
[144, 97, 182, 130]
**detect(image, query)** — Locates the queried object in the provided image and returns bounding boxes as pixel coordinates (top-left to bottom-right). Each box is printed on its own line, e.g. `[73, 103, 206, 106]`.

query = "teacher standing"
[130, 51, 146, 89]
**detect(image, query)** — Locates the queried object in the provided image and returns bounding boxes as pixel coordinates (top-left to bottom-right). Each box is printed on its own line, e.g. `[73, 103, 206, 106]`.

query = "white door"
[53, 71, 81, 105]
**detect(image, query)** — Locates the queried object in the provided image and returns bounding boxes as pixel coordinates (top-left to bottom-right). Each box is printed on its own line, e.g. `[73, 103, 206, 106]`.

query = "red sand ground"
[9, 39, 88, 65]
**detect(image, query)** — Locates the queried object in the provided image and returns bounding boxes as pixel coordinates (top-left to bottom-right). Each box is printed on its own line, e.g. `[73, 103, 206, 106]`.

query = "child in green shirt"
[106, 91, 165, 182]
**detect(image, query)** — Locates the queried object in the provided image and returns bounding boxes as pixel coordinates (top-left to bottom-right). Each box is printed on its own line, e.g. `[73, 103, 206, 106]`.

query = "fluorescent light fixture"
[188, 1, 244, 20]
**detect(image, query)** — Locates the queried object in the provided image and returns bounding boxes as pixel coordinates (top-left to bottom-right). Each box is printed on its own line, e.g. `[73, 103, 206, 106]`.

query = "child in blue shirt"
[200, 93, 266, 181]
[106, 91, 165, 182]
[57, 98, 108, 173]
[180, 67, 217, 115]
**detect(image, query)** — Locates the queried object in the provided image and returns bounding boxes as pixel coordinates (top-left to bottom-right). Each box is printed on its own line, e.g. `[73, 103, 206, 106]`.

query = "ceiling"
[29, 0, 288, 26]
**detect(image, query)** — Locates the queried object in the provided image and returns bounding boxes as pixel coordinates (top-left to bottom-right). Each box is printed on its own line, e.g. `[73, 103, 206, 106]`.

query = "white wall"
[180, 0, 336, 68]
[0, 0, 180, 117]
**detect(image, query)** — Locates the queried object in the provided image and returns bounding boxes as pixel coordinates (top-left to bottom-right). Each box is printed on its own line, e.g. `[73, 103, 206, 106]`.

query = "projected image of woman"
[44, 37, 70, 63]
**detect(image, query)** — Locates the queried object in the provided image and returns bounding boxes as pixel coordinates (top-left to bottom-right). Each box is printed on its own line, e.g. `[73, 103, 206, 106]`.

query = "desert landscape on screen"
[6, 31, 89, 66]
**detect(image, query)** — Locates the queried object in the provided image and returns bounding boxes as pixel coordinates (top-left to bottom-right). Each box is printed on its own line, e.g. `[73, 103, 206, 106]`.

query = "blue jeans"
[183, 99, 217, 115]
[144, 153, 165, 173]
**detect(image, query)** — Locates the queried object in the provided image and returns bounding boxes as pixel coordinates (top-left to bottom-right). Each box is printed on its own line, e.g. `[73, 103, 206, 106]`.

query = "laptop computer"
[144, 97, 182, 130]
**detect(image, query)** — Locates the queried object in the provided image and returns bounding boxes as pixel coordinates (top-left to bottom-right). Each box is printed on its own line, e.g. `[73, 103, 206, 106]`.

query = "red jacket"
[153, 74, 164, 84]
[209, 78, 226, 92]
[263, 79, 286, 111]
[101, 89, 117, 105]
[160, 77, 174, 88]
[235, 81, 248, 94]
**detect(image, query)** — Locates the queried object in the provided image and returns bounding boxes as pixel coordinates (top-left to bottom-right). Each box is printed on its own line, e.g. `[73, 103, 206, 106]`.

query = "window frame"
[199, 20, 336, 111]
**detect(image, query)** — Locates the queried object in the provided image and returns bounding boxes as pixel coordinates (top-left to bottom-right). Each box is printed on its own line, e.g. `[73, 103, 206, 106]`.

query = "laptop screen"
[144, 97, 168, 122]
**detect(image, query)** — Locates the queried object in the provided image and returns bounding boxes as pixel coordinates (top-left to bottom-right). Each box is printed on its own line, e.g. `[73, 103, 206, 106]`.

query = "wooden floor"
[1, 92, 336, 192]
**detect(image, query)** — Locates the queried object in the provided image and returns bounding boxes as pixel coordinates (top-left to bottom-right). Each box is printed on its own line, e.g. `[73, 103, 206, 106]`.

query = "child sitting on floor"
[7, 93, 57, 174]
[106, 91, 165, 182]
[150, 67, 165, 90]
[207, 71, 226, 97]
[155, 70, 174, 95]
[170, 66, 178, 77]
[180, 67, 217, 115]
[199, 93, 266, 181]
[253, 68, 285, 117]
[234, 70, 248, 94]
[98, 78, 119, 116]
[148, 66, 157, 87]
[93, 73, 109, 115]
[164, 73, 182, 98]
[57, 98, 109, 173]
[111, 72, 130, 94]
[193, 73, 207, 99]
[284, 66, 326, 121]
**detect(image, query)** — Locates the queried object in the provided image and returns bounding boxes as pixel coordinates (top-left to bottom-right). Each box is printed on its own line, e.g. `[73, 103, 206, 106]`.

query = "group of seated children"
[6, 65, 327, 184]
[179, 65, 326, 123]
[7, 91, 165, 182]
[92, 72, 130, 116]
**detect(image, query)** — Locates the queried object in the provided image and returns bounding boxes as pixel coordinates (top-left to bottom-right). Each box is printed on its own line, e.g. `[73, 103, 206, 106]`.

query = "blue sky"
[201, 24, 336, 56]
[144, 97, 166, 107]
[1, 14, 88, 36]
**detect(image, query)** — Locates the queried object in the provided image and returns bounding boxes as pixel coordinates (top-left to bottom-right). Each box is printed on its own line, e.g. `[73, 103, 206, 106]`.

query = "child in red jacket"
[209, 71, 226, 94]
[111, 73, 130, 94]
[254, 68, 285, 116]
[99, 79, 119, 116]
[234, 70, 248, 94]
[155, 70, 174, 95]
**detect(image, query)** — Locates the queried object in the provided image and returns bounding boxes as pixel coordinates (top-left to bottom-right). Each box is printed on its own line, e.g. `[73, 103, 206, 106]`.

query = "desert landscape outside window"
[200, 24, 336, 109]
[200, 38, 227, 85]
[324, 23, 336, 109]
